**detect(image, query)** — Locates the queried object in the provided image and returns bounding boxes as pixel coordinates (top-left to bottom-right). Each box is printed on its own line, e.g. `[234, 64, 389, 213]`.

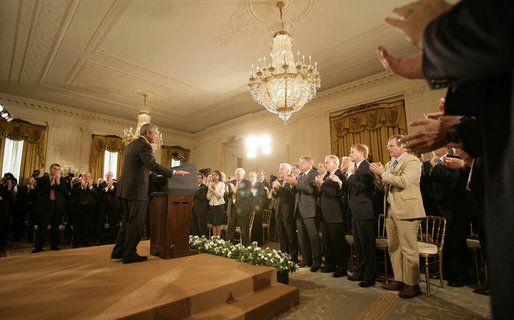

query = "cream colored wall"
[0, 95, 194, 177]
[1, 72, 446, 179]
[191, 72, 447, 178]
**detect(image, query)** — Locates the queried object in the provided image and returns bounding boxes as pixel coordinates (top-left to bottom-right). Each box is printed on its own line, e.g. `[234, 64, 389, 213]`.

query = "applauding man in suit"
[111, 123, 189, 263]
[370, 135, 425, 298]
[32, 164, 68, 253]
[316, 155, 348, 278]
[272, 163, 298, 262]
[347, 144, 377, 287]
[287, 156, 321, 272]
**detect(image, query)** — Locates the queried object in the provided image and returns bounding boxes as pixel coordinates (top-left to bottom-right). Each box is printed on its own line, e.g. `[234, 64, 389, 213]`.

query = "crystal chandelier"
[248, 1, 320, 124]
[122, 93, 163, 152]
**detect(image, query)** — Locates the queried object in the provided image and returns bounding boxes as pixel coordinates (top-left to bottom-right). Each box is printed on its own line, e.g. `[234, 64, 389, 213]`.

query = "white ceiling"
[0, 0, 420, 133]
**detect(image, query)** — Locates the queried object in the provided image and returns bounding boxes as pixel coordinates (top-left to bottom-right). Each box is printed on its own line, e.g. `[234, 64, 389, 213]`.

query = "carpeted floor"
[274, 268, 490, 319]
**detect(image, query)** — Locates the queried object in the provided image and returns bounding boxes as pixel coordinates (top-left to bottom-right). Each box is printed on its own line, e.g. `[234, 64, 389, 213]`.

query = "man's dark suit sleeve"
[140, 142, 174, 177]
[423, 0, 513, 88]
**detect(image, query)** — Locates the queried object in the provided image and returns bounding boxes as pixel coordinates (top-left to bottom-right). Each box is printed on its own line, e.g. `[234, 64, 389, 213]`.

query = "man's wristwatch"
[446, 123, 462, 143]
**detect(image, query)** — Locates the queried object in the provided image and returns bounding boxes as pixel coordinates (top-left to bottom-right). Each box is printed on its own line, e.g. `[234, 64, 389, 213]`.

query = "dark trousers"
[296, 214, 321, 266]
[326, 222, 348, 272]
[441, 210, 469, 281]
[190, 214, 208, 237]
[276, 211, 298, 261]
[227, 212, 250, 246]
[321, 221, 334, 267]
[112, 199, 148, 259]
[72, 205, 92, 246]
[352, 218, 376, 282]
[251, 209, 263, 246]
[35, 203, 62, 249]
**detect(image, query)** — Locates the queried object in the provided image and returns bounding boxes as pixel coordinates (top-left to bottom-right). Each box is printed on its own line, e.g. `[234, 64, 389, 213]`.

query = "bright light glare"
[246, 136, 258, 148]
[262, 146, 272, 155]
[247, 149, 257, 158]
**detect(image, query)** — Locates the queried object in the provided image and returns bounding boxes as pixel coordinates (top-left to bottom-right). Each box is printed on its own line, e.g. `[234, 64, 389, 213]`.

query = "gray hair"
[324, 155, 340, 167]
[235, 168, 246, 176]
[299, 156, 314, 165]
[279, 163, 291, 173]
[140, 123, 158, 136]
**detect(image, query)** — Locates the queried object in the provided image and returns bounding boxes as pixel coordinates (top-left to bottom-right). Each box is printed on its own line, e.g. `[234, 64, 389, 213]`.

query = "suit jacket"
[293, 168, 319, 218]
[35, 175, 68, 215]
[193, 184, 209, 217]
[348, 160, 376, 221]
[431, 160, 467, 217]
[97, 181, 119, 211]
[376, 153, 425, 220]
[319, 169, 346, 223]
[272, 179, 294, 222]
[227, 178, 252, 216]
[71, 182, 98, 212]
[117, 136, 174, 201]
[251, 181, 269, 211]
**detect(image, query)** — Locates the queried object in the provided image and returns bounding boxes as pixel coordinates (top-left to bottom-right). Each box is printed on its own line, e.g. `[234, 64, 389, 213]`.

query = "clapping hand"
[284, 175, 297, 185]
[314, 175, 323, 187]
[272, 180, 281, 190]
[369, 162, 385, 178]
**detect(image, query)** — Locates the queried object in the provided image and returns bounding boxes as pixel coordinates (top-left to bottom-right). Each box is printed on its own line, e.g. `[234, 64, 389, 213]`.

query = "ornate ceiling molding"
[217, 0, 320, 46]
[86, 0, 133, 51]
[22, 0, 78, 84]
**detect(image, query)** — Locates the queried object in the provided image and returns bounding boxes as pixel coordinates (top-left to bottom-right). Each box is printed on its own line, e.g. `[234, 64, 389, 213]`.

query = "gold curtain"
[0, 120, 46, 182]
[161, 145, 190, 167]
[330, 100, 408, 164]
[89, 135, 125, 180]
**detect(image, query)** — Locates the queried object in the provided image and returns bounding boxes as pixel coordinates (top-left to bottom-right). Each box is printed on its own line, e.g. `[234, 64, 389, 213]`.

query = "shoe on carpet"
[381, 281, 405, 291]
[399, 284, 422, 299]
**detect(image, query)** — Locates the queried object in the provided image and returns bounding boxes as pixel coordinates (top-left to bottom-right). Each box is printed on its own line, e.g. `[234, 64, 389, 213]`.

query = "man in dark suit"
[97, 171, 119, 244]
[111, 123, 189, 263]
[347, 144, 377, 287]
[227, 168, 252, 246]
[286, 156, 321, 272]
[316, 155, 348, 278]
[71, 172, 97, 248]
[32, 163, 68, 253]
[191, 173, 209, 237]
[430, 147, 469, 286]
[249, 171, 267, 246]
[272, 163, 298, 262]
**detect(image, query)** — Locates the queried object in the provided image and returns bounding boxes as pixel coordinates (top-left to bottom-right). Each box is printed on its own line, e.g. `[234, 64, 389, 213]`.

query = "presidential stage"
[0, 241, 299, 319]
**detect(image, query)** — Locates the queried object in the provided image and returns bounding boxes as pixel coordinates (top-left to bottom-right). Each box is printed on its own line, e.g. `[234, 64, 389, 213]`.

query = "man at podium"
[111, 123, 189, 264]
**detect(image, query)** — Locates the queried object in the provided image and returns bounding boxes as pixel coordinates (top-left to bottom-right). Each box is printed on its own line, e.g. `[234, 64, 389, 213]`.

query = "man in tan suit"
[370, 135, 425, 298]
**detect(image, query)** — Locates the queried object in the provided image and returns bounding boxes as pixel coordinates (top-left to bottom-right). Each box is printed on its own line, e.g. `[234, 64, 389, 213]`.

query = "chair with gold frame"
[417, 215, 447, 296]
[262, 209, 273, 244]
[376, 214, 389, 283]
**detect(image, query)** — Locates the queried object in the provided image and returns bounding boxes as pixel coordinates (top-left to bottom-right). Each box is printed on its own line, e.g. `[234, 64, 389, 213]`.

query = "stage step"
[187, 282, 299, 320]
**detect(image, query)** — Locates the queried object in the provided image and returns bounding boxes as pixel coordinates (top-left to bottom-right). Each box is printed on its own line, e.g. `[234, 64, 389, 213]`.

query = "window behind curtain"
[171, 159, 180, 168]
[2, 138, 24, 179]
[103, 150, 118, 180]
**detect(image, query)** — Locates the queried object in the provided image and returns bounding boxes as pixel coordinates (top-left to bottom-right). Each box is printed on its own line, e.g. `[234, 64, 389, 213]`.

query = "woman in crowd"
[207, 170, 225, 238]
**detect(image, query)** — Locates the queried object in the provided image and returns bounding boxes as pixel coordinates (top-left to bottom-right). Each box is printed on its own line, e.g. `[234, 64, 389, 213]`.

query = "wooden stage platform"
[0, 241, 299, 319]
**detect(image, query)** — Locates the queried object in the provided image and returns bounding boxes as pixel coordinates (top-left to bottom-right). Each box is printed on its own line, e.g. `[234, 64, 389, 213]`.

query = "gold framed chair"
[376, 214, 389, 283]
[417, 215, 447, 296]
[466, 223, 487, 288]
[262, 209, 272, 244]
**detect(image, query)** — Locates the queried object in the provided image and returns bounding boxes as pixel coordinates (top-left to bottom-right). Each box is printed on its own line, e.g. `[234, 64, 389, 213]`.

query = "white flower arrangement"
[189, 235, 297, 273]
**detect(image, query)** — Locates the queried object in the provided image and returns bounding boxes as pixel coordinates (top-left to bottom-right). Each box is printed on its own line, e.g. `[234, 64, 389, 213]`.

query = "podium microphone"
[172, 152, 186, 162]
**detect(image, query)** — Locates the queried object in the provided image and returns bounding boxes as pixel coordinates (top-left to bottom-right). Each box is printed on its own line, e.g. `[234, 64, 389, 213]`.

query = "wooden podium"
[149, 194, 196, 259]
